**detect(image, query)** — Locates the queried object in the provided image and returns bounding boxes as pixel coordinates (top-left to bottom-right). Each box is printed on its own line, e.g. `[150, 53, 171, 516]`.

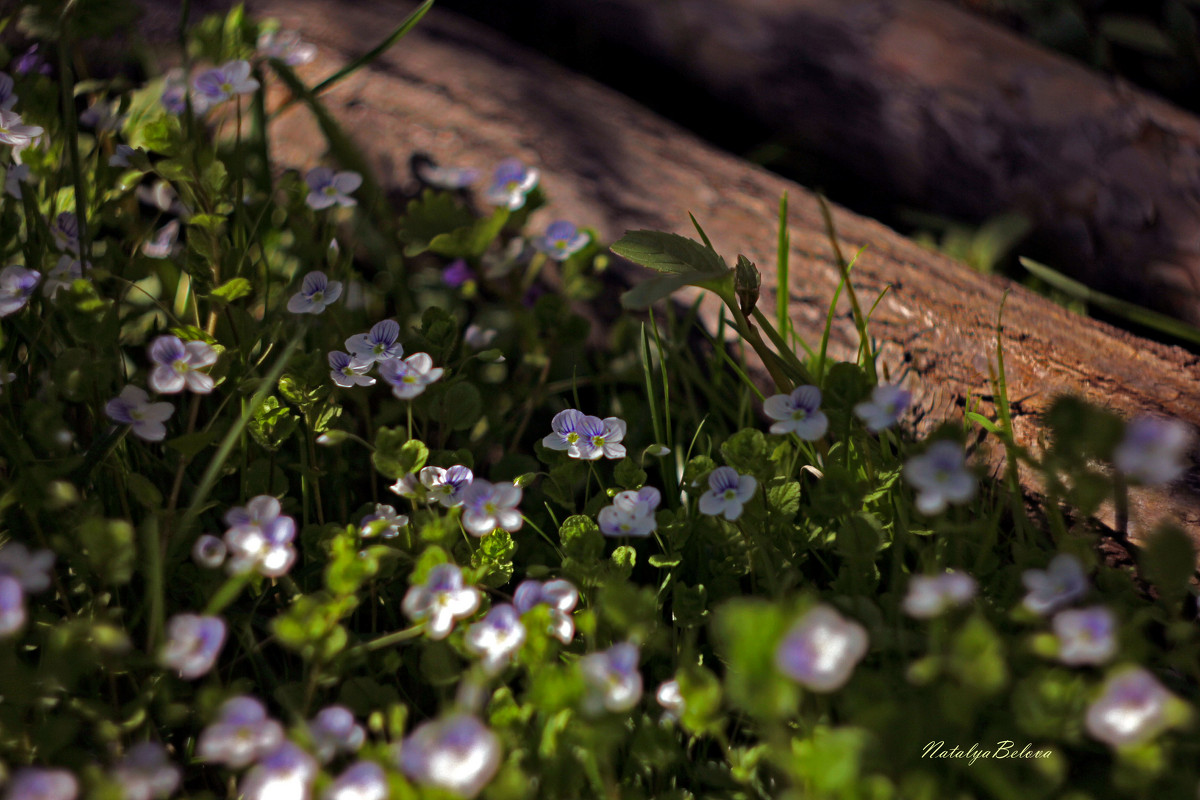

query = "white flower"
[1085, 667, 1176, 748]
[598, 487, 661, 537]
[0, 109, 43, 147]
[346, 319, 403, 366]
[197, 696, 285, 768]
[379, 352, 444, 400]
[463, 324, 497, 350]
[191, 534, 227, 568]
[1022, 553, 1088, 616]
[288, 270, 342, 314]
[1053, 606, 1117, 666]
[222, 496, 298, 578]
[402, 563, 481, 639]
[775, 605, 869, 692]
[580, 642, 643, 714]
[105, 385, 175, 442]
[513, 578, 578, 643]
[305, 167, 362, 210]
[397, 714, 501, 799]
[1114, 416, 1191, 486]
[159, 614, 226, 680]
[903, 440, 976, 515]
[323, 762, 387, 800]
[482, 159, 538, 210]
[358, 503, 408, 539]
[0, 264, 40, 317]
[464, 603, 526, 674]
[4, 769, 78, 800]
[656, 679, 684, 722]
[328, 350, 376, 388]
[111, 742, 181, 800]
[309, 706, 366, 763]
[257, 29, 317, 66]
[142, 220, 180, 259]
[238, 742, 317, 800]
[902, 571, 977, 619]
[193, 60, 260, 106]
[698, 466, 757, 521]
[763, 385, 829, 439]
[420, 465, 474, 508]
[460, 479, 523, 537]
[148, 335, 218, 395]
[853, 384, 912, 433]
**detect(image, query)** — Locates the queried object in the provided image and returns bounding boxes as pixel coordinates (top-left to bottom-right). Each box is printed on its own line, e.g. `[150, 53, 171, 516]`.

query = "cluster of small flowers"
[6, 741, 180, 800]
[322, 319, 446, 400]
[542, 409, 627, 460]
[0, 543, 56, 637]
[388, 463, 523, 538]
[104, 335, 219, 442]
[598, 486, 661, 537]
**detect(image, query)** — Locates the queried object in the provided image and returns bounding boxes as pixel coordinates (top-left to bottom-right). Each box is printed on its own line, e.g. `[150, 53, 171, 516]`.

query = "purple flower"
[598, 487, 661, 537]
[854, 384, 912, 433]
[111, 742, 181, 800]
[197, 696, 285, 768]
[482, 159, 538, 210]
[160, 74, 189, 115]
[5, 162, 29, 199]
[1053, 606, 1117, 666]
[0, 575, 25, 636]
[346, 320, 403, 366]
[223, 496, 297, 578]
[581, 643, 643, 714]
[50, 213, 80, 254]
[142, 220, 180, 260]
[442, 259, 474, 288]
[763, 385, 829, 440]
[323, 762, 387, 800]
[358, 503, 408, 539]
[109, 144, 139, 169]
[378, 353, 444, 400]
[159, 614, 226, 680]
[513, 578, 578, 643]
[902, 571, 977, 619]
[0, 110, 42, 147]
[4, 769, 77, 800]
[328, 351, 375, 388]
[420, 465, 474, 508]
[193, 60, 260, 106]
[13, 45, 51, 76]
[0, 265, 40, 316]
[0, 543, 55, 592]
[288, 270, 342, 314]
[191, 534, 227, 568]
[238, 742, 317, 800]
[148, 335, 218, 394]
[460, 479, 523, 537]
[1021, 553, 1088, 616]
[775, 605, 869, 692]
[542, 409, 597, 459]
[903, 440, 976, 515]
[1085, 667, 1177, 748]
[0, 73, 16, 111]
[698, 466, 757, 521]
[397, 714, 501, 799]
[309, 706, 366, 763]
[464, 604, 526, 674]
[1114, 416, 1191, 486]
[257, 30, 317, 66]
[105, 385, 175, 442]
[533, 221, 589, 261]
[463, 324, 497, 350]
[402, 563, 481, 639]
[305, 167, 362, 210]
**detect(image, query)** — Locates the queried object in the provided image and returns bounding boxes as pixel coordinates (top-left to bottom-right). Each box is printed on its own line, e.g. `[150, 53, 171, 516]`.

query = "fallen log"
[440, 0, 1200, 329]
[134, 0, 1199, 546]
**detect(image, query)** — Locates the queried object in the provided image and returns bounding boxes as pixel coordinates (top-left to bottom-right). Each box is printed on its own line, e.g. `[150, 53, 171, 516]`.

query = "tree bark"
[137, 0, 1200, 546]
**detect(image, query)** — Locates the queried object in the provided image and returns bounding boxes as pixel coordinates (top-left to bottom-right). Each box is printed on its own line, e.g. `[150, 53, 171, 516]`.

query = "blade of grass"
[816, 195, 876, 379]
[648, 308, 673, 450]
[640, 322, 666, 448]
[776, 192, 790, 340]
[689, 212, 715, 250]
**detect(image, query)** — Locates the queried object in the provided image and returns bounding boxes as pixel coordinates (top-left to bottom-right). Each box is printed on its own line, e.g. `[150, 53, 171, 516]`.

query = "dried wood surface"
[136, 0, 1200, 546]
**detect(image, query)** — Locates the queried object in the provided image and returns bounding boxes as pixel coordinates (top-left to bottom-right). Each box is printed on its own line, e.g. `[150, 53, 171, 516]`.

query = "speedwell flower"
[159, 614, 226, 680]
[288, 270, 342, 314]
[1114, 415, 1191, 486]
[1085, 667, 1178, 748]
[0, 73, 16, 111]
[4, 769, 78, 800]
[402, 563, 481, 639]
[397, 714, 501, 799]
[581, 642, 643, 714]
[358, 503, 408, 539]
[464, 604, 526, 674]
[105, 385, 175, 442]
[533, 220, 590, 261]
[902, 570, 977, 619]
[460, 479, 523, 536]
[903, 440, 976, 515]
[513, 578, 578, 643]
[420, 465, 474, 508]
[256, 29, 317, 66]
[379, 352, 444, 400]
[142, 220, 180, 259]
[197, 696, 285, 768]
[4, 162, 29, 198]
[193, 60, 260, 106]
[50, 213, 80, 254]
[542, 409, 596, 459]
[0, 575, 25, 636]
[238, 742, 317, 800]
[305, 167, 362, 210]
[854, 383, 912, 433]
[1022, 553, 1088, 616]
[43, 257, 84, 299]
[309, 706, 366, 763]
[0, 109, 43, 147]
[1054, 606, 1117, 666]
[656, 679, 685, 722]
[599, 487, 661, 537]
[775, 605, 869, 692]
[111, 742, 181, 800]
[763, 385, 829, 439]
[191, 534, 227, 568]
[483, 158, 538, 210]
[346, 319, 403, 366]
[223, 497, 297, 578]
[698, 466, 757, 521]
[148, 335, 218, 394]
[328, 350, 375, 388]
[323, 762, 387, 800]
[0, 265, 39, 316]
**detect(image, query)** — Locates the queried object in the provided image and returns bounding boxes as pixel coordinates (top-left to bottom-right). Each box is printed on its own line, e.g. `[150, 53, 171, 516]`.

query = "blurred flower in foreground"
[238, 742, 317, 800]
[464, 604, 526, 674]
[0, 265, 40, 317]
[191, 534, 227, 568]
[1085, 667, 1182, 748]
[1114, 416, 1191, 486]
[197, 696, 285, 768]
[257, 29, 317, 66]
[309, 706, 366, 763]
[513, 578, 578, 643]
[4, 769, 78, 800]
[599, 487, 661, 537]
[460, 479, 523, 537]
[776, 605, 869, 692]
[854, 384, 912, 433]
[1053, 606, 1117, 666]
[323, 762, 387, 800]
[656, 679, 684, 722]
[698, 466, 757, 521]
[903, 440, 976, 515]
[358, 503, 408, 539]
[397, 714, 501, 799]
[111, 742, 181, 800]
[142, 220, 180, 259]
[581, 643, 643, 714]
[223, 496, 298, 577]
[160, 613, 226, 680]
[402, 563, 481, 639]
[193, 60, 259, 106]
[483, 158, 538, 210]
[1022, 553, 1088, 616]
[764, 385, 828, 440]
[902, 570, 977, 619]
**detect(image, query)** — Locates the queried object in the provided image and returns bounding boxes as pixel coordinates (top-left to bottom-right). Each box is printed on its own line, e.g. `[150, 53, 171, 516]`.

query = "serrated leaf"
[398, 190, 475, 256]
[611, 230, 727, 276]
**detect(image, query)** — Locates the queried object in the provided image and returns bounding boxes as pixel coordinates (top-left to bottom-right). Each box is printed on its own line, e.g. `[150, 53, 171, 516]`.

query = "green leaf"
[676, 664, 723, 735]
[559, 515, 604, 562]
[620, 273, 699, 310]
[1141, 524, 1196, 601]
[611, 230, 728, 276]
[428, 208, 510, 259]
[648, 553, 681, 568]
[721, 428, 767, 475]
[398, 190, 475, 256]
[210, 277, 252, 302]
[766, 481, 801, 516]
[166, 430, 220, 458]
[790, 727, 868, 793]
[124, 473, 163, 509]
[614, 458, 647, 490]
[712, 598, 797, 719]
[611, 545, 636, 579]
[76, 518, 135, 585]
